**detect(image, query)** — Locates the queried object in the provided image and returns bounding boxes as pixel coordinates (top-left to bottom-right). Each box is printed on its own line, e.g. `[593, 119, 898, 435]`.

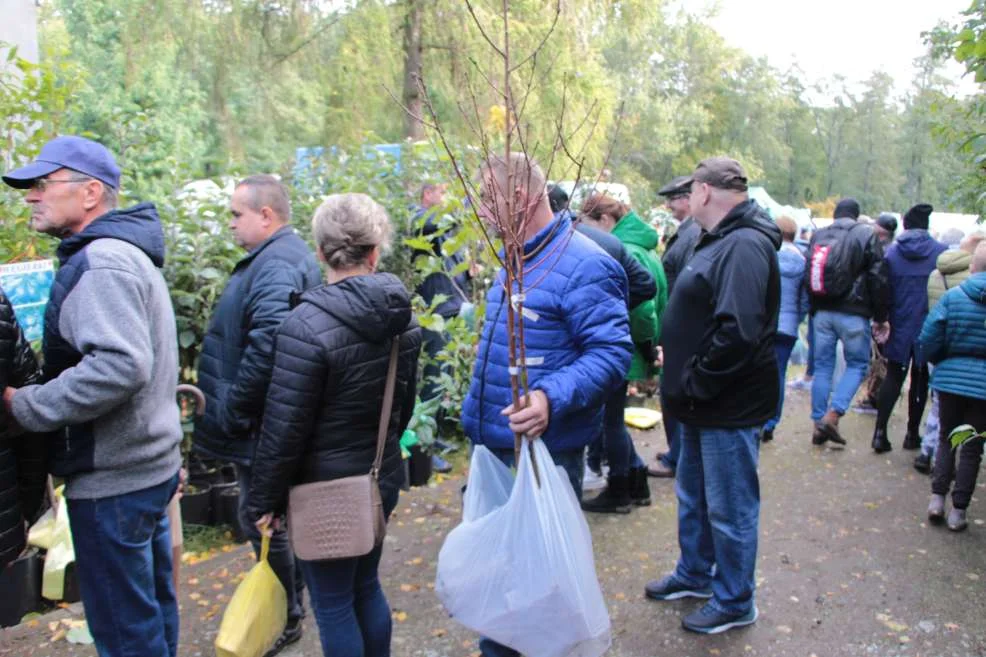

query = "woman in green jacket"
[579, 194, 668, 513]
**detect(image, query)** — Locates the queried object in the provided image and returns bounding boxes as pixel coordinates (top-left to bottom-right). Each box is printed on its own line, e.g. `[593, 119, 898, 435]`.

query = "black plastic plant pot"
[210, 481, 238, 526]
[180, 484, 212, 526]
[218, 488, 246, 543]
[62, 561, 81, 603]
[0, 547, 42, 627]
[408, 444, 432, 487]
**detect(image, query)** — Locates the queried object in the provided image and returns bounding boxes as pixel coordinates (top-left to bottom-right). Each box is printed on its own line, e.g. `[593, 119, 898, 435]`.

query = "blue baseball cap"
[2, 135, 121, 190]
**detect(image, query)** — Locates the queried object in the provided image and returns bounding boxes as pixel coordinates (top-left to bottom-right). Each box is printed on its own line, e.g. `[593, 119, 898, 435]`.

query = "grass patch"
[182, 524, 237, 554]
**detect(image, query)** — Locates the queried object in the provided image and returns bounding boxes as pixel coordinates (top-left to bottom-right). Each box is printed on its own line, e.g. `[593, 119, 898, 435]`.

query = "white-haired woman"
[247, 193, 422, 657]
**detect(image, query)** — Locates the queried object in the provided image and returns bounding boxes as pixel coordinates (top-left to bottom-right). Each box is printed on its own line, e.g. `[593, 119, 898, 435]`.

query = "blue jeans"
[481, 446, 585, 657]
[237, 464, 305, 623]
[765, 334, 798, 432]
[659, 411, 681, 471]
[673, 425, 760, 615]
[604, 382, 644, 477]
[298, 483, 401, 657]
[810, 310, 871, 421]
[67, 472, 180, 657]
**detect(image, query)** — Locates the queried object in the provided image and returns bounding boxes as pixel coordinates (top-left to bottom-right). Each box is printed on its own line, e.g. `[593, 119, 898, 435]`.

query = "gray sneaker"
[645, 575, 713, 601]
[947, 507, 968, 532]
[928, 494, 946, 525]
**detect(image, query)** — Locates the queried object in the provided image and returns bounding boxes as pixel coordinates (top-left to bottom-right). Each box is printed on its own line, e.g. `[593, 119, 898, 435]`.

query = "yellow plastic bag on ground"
[215, 533, 287, 657]
[624, 407, 662, 430]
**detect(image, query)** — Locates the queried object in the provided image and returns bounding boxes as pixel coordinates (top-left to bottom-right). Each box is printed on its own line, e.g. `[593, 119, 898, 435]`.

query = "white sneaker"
[583, 465, 606, 492]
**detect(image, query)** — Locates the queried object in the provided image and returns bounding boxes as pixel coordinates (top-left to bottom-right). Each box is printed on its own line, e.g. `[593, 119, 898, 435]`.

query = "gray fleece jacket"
[11, 203, 182, 499]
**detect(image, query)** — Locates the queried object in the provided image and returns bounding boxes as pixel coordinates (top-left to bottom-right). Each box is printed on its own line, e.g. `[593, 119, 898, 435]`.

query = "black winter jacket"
[575, 222, 656, 310]
[246, 273, 422, 521]
[662, 217, 702, 294]
[194, 227, 322, 465]
[0, 289, 46, 569]
[661, 200, 782, 428]
[805, 218, 889, 322]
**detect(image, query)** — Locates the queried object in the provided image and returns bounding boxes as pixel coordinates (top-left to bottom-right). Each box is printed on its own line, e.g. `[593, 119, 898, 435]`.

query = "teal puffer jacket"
[920, 272, 986, 401]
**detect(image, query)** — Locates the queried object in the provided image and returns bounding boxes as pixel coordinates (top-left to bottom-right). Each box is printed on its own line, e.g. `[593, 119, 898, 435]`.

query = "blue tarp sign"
[0, 259, 55, 342]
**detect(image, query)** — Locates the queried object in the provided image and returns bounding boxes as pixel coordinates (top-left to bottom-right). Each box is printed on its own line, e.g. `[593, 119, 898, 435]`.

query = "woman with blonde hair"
[247, 193, 422, 657]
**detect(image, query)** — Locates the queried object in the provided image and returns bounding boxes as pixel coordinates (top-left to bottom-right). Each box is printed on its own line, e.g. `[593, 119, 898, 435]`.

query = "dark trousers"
[876, 350, 929, 434]
[420, 327, 449, 405]
[67, 473, 180, 657]
[932, 391, 986, 509]
[299, 484, 400, 657]
[236, 464, 305, 623]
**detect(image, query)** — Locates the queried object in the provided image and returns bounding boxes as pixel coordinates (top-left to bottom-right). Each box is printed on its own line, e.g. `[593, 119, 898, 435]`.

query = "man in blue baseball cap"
[2, 136, 183, 657]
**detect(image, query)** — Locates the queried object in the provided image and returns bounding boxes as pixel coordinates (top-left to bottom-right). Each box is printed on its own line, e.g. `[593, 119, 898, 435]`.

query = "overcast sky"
[677, 0, 977, 94]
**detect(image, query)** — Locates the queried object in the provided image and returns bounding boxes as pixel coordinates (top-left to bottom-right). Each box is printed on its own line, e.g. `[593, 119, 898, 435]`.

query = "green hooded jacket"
[612, 210, 668, 380]
[927, 249, 972, 311]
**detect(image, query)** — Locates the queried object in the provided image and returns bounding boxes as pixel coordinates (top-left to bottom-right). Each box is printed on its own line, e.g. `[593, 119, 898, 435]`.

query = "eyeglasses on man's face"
[30, 176, 91, 193]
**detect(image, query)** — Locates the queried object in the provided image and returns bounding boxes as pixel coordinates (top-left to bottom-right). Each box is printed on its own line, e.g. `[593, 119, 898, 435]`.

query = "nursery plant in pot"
[180, 482, 212, 526]
[217, 487, 246, 543]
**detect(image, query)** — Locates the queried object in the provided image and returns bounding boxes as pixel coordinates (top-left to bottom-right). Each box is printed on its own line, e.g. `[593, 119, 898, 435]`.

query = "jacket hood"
[56, 202, 166, 267]
[937, 249, 972, 275]
[303, 272, 412, 342]
[612, 211, 658, 250]
[895, 229, 945, 261]
[960, 272, 986, 305]
[778, 243, 806, 279]
[711, 199, 782, 250]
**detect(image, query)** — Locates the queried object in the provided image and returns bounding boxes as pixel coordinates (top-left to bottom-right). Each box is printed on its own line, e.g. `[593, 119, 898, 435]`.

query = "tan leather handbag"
[287, 338, 399, 561]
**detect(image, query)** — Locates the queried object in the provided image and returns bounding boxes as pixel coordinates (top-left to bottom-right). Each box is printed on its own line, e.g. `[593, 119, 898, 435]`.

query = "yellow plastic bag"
[215, 533, 287, 657]
[624, 407, 662, 430]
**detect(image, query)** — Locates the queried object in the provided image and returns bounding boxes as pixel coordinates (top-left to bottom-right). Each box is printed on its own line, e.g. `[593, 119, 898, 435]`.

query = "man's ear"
[261, 206, 275, 226]
[82, 180, 103, 211]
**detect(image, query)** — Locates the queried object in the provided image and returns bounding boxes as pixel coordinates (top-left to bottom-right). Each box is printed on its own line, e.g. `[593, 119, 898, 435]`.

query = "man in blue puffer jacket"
[462, 154, 632, 500]
[919, 241, 986, 532]
[872, 204, 947, 453]
[462, 153, 632, 657]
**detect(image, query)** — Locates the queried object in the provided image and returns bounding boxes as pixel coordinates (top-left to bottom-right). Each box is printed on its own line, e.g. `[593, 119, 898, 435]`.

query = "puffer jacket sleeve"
[222, 261, 305, 437]
[919, 292, 948, 365]
[531, 255, 632, 419]
[246, 313, 326, 520]
[0, 293, 46, 530]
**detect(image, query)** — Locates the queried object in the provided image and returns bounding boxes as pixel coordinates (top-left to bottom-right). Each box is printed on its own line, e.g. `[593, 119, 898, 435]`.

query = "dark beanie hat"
[833, 198, 861, 220]
[903, 203, 933, 230]
[876, 212, 898, 233]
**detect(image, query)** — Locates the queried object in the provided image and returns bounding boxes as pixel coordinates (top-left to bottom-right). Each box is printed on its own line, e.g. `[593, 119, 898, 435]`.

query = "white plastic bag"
[436, 441, 611, 657]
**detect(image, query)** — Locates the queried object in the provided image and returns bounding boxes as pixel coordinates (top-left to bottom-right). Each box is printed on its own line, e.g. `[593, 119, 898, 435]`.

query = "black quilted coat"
[0, 288, 46, 569]
[246, 272, 422, 520]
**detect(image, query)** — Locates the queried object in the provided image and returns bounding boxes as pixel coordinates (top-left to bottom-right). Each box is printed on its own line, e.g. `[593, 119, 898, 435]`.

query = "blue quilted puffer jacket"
[462, 213, 633, 452]
[920, 272, 986, 401]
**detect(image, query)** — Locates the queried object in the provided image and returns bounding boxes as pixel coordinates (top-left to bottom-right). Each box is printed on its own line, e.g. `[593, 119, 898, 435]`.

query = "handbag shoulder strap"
[372, 337, 401, 479]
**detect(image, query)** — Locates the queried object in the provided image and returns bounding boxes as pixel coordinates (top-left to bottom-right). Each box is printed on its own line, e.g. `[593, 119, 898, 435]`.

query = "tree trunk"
[402, 0, 424, 141]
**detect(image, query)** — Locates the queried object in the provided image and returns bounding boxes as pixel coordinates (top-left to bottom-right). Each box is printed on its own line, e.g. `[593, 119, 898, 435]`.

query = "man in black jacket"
[193, 175, 321, 653]
[645, 158, 780, 635]
[650, 175, 701, 478]
[804, 198, 889, 446]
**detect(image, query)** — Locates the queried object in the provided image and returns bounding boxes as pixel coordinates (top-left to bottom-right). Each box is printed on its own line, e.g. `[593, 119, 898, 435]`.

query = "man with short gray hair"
[194, 174, 321, 654]
[2, 135, 183, 657]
